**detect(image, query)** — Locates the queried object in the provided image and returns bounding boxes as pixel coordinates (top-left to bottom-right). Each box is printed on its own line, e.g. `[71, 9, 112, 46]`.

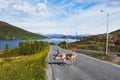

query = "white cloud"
[0, 0, 12, 9]
[35, 2, 49, 16]
[0, 0, 49, 17]
[10, 3, 120, 34]
[12, 1, 32, 13]
[0, 0, 120, 35]
[57, 4, 120, 34]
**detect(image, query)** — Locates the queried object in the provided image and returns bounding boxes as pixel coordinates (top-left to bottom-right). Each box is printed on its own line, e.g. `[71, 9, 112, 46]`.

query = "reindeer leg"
[62, 59, 65, 65]
[73, 59, 77, 66]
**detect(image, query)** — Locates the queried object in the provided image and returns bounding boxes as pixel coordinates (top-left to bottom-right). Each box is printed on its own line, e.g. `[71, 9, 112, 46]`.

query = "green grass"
[0, 46, 50, 80]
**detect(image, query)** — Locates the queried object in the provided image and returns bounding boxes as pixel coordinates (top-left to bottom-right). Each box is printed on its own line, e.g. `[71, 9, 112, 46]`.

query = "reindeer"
[53, 50, 76, 65]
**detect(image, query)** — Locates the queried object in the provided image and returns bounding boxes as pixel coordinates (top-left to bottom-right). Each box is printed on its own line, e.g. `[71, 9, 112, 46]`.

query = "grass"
[0, 46, 50, 80]
[0, 50, 2, 54]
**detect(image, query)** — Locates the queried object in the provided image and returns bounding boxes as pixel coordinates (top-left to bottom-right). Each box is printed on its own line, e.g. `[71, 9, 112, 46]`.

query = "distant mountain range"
[41, 29, 120, 40]
[0, 21, 46, 40]
[40, 33, 89, 39]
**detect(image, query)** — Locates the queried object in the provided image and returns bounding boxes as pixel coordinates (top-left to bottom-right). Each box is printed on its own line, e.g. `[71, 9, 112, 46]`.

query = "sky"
[0, 0, 120, 35]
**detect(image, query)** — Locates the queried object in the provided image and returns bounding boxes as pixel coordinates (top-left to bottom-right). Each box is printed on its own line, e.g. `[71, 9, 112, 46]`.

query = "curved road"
[46, 45, 120, 80]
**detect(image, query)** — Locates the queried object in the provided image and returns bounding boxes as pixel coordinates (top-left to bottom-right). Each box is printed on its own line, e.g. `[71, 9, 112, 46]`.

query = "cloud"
[89, 0, 120, 7]
[74, 0, 120, 7]
[9, 2, 120, 35]
[0, 0, 13, 9]
[12, 1, 33, 13]
[107, 1, 120, 7]
[0, 0, 120, 34]
[35, 2, 49, 16]
[0, 0, 49, 17]
[56, 4, 120, 34]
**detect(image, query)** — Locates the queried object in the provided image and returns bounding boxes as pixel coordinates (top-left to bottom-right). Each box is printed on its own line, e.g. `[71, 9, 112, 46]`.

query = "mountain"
[42, 33, 87, 39]
[0, 21, 46, 40]
[66, 34, 88, 39]
[43, 34, 65, 38]
[65, 29, 120, 52]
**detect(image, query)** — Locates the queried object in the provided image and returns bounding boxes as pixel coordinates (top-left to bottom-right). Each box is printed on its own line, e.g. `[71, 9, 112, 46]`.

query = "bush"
[18, 41, 49, 55]
[1, 41, 49, 57]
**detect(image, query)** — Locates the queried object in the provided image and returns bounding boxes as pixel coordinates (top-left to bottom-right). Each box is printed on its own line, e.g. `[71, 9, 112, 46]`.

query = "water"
[0, 38, 76, 50]
[37, 38, 76, 44]
[0, 40, 24, 50]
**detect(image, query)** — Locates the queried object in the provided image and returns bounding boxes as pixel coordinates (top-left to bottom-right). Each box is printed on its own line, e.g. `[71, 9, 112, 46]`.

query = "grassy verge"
[0, 46, 50, 80]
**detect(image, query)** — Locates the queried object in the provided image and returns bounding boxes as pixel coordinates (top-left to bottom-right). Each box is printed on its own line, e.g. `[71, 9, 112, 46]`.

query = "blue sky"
[0, 0, 120, 35]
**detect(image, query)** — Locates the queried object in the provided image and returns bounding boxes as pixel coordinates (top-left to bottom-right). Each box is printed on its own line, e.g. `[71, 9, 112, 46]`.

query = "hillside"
[59, 29, 120, 52]
[110, 29, 120, 40]
[79, 29, 120, 43]
[0, 21, 46, 40]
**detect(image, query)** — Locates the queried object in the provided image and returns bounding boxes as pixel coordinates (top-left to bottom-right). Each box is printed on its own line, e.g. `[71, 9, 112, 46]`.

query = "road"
[76, 49, 120, 56]
[46, 45, 120, 80]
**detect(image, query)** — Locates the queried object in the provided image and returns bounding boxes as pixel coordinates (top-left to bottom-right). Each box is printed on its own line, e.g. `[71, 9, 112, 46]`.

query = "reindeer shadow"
[47, 61, 70, 66]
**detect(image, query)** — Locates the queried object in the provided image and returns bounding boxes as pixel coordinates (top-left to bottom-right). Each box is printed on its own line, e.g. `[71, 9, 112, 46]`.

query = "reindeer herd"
[53, 50, 77, 65]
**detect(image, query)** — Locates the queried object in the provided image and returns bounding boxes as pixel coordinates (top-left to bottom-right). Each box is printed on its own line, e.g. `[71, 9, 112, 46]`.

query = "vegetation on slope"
[0, 41, 50, 80]
[110, 29, 120, 39]
[0, 21, 46, 40]
[59, 29, 120, 52]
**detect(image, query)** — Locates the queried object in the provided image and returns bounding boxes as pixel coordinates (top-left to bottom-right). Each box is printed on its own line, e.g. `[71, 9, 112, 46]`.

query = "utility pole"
[66, 33, 69, 48]
[100, 10, 109, 56]
[76, 32, 78, 42]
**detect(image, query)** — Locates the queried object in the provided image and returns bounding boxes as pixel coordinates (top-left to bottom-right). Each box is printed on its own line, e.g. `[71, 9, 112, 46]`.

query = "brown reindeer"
[53, 51, 76, 65]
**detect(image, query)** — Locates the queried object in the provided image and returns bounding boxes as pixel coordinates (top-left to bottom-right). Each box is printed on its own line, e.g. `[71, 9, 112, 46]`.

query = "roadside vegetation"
[59, 29, 120, 52]
[59, 29, 120, 65]
[59, 41, 120, 65]
[0, 41, 49, 80]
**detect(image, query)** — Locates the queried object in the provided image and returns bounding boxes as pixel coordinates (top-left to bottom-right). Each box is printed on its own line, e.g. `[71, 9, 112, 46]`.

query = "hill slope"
[66, 29, 120, 52]
[79, 29, 120, 43]
[110, 29, 120, 40]
[0, 21, 46, 40]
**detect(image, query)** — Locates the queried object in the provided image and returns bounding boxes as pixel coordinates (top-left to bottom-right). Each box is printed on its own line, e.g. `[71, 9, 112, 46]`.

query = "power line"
[111, 10, 120, 15]
[80, 16, 106, 32]
[79, 10, 120, 34]
[85, 19, 106, 33]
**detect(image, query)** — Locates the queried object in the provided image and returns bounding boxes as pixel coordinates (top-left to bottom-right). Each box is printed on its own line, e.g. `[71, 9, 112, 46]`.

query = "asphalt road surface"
[46, 45, 120, 80]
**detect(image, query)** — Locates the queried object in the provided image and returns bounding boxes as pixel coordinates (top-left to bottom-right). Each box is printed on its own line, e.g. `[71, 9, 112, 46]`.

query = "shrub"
[1, 41, 49, 57]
